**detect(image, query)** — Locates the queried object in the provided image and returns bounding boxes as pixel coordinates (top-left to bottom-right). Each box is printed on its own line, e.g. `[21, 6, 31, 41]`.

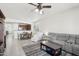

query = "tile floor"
[4, 34, 25, 56]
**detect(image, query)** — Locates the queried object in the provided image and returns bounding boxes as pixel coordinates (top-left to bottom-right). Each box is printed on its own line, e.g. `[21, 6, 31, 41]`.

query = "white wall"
[36, 7, 79, 34]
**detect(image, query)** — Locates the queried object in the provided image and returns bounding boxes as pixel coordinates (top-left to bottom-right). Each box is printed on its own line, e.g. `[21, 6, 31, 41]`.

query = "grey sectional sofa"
[45, 32, 79, 55]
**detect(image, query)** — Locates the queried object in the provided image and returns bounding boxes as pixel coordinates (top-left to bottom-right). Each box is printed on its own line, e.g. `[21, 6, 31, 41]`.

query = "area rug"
[22, 42, 50, 56]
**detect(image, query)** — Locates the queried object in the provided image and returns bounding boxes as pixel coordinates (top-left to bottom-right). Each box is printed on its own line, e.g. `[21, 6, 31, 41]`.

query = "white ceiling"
[0, 3, 79, 23]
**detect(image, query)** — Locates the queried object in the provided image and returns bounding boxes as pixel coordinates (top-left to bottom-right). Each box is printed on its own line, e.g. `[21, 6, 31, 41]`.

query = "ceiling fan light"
[39, 10, 43, 14]
[35, 8, 43, 14]
[35, 8, 39, 12]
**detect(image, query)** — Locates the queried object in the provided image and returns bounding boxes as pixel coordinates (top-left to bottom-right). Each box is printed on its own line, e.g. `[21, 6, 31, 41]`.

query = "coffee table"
[40, 41, 62, 56]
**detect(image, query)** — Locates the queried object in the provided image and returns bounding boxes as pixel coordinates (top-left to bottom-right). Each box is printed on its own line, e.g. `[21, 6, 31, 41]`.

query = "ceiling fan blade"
[43, 5, 51, 8]
[28, 3, 37, 6]
[37, 3, 42, 5]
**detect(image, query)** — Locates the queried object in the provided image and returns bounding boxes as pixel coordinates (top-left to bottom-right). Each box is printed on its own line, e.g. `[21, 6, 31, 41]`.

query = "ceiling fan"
[28, 3, 52, 14]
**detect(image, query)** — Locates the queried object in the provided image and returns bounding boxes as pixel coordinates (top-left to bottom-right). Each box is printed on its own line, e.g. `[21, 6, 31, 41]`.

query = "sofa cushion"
[75, 39, 79, 45]
[62, 43, 73, 53]
[75, 35, 79, 44]
[48, 33, 56, 36]
[76, 35, 79, 38]
[72, 44, 79, 55]
[48, 39, 65, 46]
[48, 33, 56, 40]
[67, 35, 75, 44]
[56, 34, 69, 41]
